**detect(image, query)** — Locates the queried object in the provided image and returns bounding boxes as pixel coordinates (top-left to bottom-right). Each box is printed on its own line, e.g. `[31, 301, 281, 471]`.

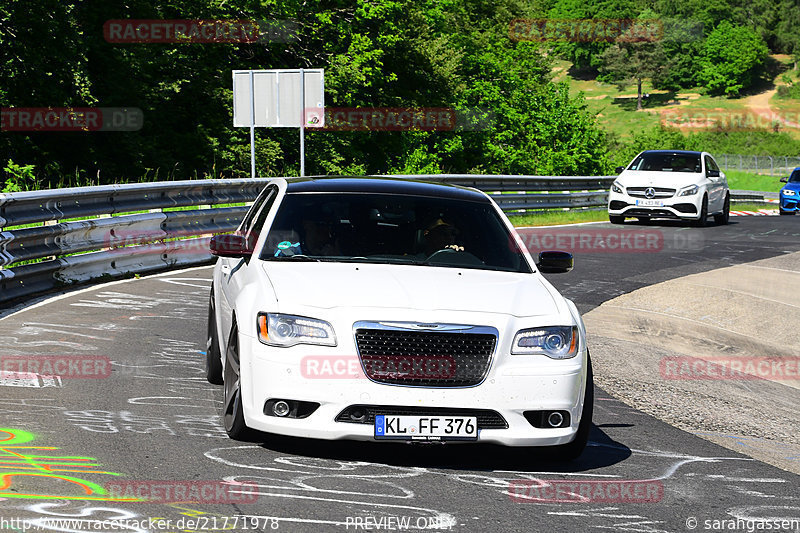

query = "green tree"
[598, 14, 669, 110]
[775, 0, 800, 69]
[698, 21, 769, 96]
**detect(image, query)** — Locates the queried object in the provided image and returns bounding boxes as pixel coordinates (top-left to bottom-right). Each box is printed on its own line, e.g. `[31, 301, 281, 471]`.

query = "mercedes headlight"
[257, 313, 336, 347]
[512, 326, 578, 359]
[611, 181, 624, 194]
[678, 185, 699, 197]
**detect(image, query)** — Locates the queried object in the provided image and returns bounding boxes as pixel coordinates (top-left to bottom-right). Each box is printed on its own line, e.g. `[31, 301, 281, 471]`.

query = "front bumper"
[608, 190, 701, 219]
[237, 333, 589, 447]
[780, 192, 799, 212]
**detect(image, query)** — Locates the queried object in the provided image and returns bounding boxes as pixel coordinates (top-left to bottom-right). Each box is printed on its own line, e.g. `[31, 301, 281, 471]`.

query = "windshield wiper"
[265, 254, 320, 262]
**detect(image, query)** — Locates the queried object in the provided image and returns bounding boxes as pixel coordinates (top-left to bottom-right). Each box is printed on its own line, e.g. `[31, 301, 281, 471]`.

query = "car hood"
[782, 182, 800, 192]
[261, 262, 560, 317]
[618, 170, 703, 188]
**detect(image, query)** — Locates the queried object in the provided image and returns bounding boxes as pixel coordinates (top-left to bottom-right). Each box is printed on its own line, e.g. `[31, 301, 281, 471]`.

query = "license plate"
[374, 415, 478, 441]
[635, 199, 664, 207]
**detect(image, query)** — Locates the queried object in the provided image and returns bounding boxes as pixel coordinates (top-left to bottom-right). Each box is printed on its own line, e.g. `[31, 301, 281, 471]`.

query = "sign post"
[232, 69, 324, 178]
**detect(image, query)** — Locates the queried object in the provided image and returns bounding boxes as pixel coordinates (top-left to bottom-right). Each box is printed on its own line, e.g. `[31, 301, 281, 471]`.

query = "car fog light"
[273, 400, 291, 417]
[547, 412, 564, 427]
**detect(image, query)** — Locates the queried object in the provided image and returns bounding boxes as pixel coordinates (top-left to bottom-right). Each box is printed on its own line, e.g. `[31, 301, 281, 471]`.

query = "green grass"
[729, 202, 779, 211]
[555, 57, 800, 142]
[724, 170, 786, 192]
[508, 209, 607, 227]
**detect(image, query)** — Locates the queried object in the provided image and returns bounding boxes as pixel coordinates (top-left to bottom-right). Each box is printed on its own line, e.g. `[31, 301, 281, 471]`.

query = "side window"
[708, 157, 720, 172]
[704, 156, 712, 174]
[238, 185, 274, 235]
[244, 186, 278, 248]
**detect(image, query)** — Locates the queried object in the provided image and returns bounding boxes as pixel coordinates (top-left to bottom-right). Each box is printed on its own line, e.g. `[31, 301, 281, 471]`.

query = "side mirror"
[615, 166, 625, 174]
[536, 251, 573, 273]
[210, 234, 253, 258]
[707, 169, 720, 178]
[780, 176, 788, 183]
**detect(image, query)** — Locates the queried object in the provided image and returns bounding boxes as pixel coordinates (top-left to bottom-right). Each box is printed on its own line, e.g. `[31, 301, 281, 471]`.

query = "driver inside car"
[422, 217, 464, 255]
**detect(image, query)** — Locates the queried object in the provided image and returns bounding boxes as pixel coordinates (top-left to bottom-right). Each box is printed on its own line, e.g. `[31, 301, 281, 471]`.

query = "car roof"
[283, 176, 491, 203]
[638, 150, 704, 156]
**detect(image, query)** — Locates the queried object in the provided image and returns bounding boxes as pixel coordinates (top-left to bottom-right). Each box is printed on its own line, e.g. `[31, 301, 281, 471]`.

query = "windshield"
[259, 192, 532, 273]
[790, 169, 800, 183]
[628, 153, 701, 173]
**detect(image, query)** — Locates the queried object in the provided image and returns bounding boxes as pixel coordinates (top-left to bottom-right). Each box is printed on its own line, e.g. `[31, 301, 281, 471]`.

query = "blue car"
[780, 168, 800, 215]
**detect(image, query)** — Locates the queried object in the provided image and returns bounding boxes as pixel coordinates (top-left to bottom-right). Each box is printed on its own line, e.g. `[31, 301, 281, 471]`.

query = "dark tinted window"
[790, 169, 800, 183]
[259, 193, 531, 273]
[629, 153, 701, 173]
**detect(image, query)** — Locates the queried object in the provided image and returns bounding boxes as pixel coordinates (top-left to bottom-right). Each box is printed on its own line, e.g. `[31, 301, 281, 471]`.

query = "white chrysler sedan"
[207, 177, 593, 459]
[608, 150, 730, 226]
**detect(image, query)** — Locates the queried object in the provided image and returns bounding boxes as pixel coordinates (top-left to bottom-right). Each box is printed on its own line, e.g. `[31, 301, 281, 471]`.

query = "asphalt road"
[1, 217, 799, 533]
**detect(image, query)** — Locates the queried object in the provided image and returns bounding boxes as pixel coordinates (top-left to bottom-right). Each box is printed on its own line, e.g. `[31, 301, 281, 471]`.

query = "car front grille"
[624, 208, 680, 218]
[626, 187, 676, 198]
[335, 405, 508, 429]
[354, 323, 497, 387]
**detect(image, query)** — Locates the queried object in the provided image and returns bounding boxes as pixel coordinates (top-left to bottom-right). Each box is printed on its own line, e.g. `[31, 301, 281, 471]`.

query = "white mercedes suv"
[207, 177, 593, 460]
[608, 150, 730, 226]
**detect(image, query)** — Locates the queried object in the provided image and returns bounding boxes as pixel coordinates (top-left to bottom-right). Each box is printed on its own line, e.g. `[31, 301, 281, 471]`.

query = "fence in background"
[717, 154, 800, 177]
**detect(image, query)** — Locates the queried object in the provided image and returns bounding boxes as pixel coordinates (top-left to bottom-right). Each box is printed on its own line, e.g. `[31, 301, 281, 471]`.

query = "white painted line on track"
[0, 264, 213, 321]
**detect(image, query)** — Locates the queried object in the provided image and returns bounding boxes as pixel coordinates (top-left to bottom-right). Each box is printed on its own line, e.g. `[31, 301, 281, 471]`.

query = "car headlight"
[257, 313, 336, 347]
[783, 189, 796, 196]
[678, 185, 699, 197]
[511, 326, 578, 359]
[611, 181, 624, 194]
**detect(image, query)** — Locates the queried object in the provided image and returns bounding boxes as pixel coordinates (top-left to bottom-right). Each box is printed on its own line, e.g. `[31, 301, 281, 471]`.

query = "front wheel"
[550, 354, 594, 462]
[206, 287, 223, 385]
[693, 196, 709, 227]
[223, 322, 253, 440]
[714, 194, 730, 225]
[609, 215, 625, 224]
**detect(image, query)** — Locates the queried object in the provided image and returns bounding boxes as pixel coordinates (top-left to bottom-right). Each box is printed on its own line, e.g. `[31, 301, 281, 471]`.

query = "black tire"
[223, 322, 253, 440]
[609, 215, 625, 224]
[550, 354, 594, 462]
[693, 196, 708, 227]
[714, 194, 730, 225]
[206, 287, 223, 385]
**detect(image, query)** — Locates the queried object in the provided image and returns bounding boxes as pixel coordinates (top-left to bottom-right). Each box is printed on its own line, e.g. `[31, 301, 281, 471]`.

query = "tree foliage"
[1, 0, 612, 185]
[698, 21, 769, 96]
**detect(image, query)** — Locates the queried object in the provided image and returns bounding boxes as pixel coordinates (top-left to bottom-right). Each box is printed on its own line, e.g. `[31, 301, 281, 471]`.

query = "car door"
[217, 185, 279, 348]
[707, 156, 727, 209]
[704, 155, 724, 211]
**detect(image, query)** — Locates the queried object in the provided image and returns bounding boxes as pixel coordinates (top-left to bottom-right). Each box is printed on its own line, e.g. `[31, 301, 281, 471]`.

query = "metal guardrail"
[0, 175, 614, 307]
[730, 190, 779, 202]
[388, 174, 615, 210]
